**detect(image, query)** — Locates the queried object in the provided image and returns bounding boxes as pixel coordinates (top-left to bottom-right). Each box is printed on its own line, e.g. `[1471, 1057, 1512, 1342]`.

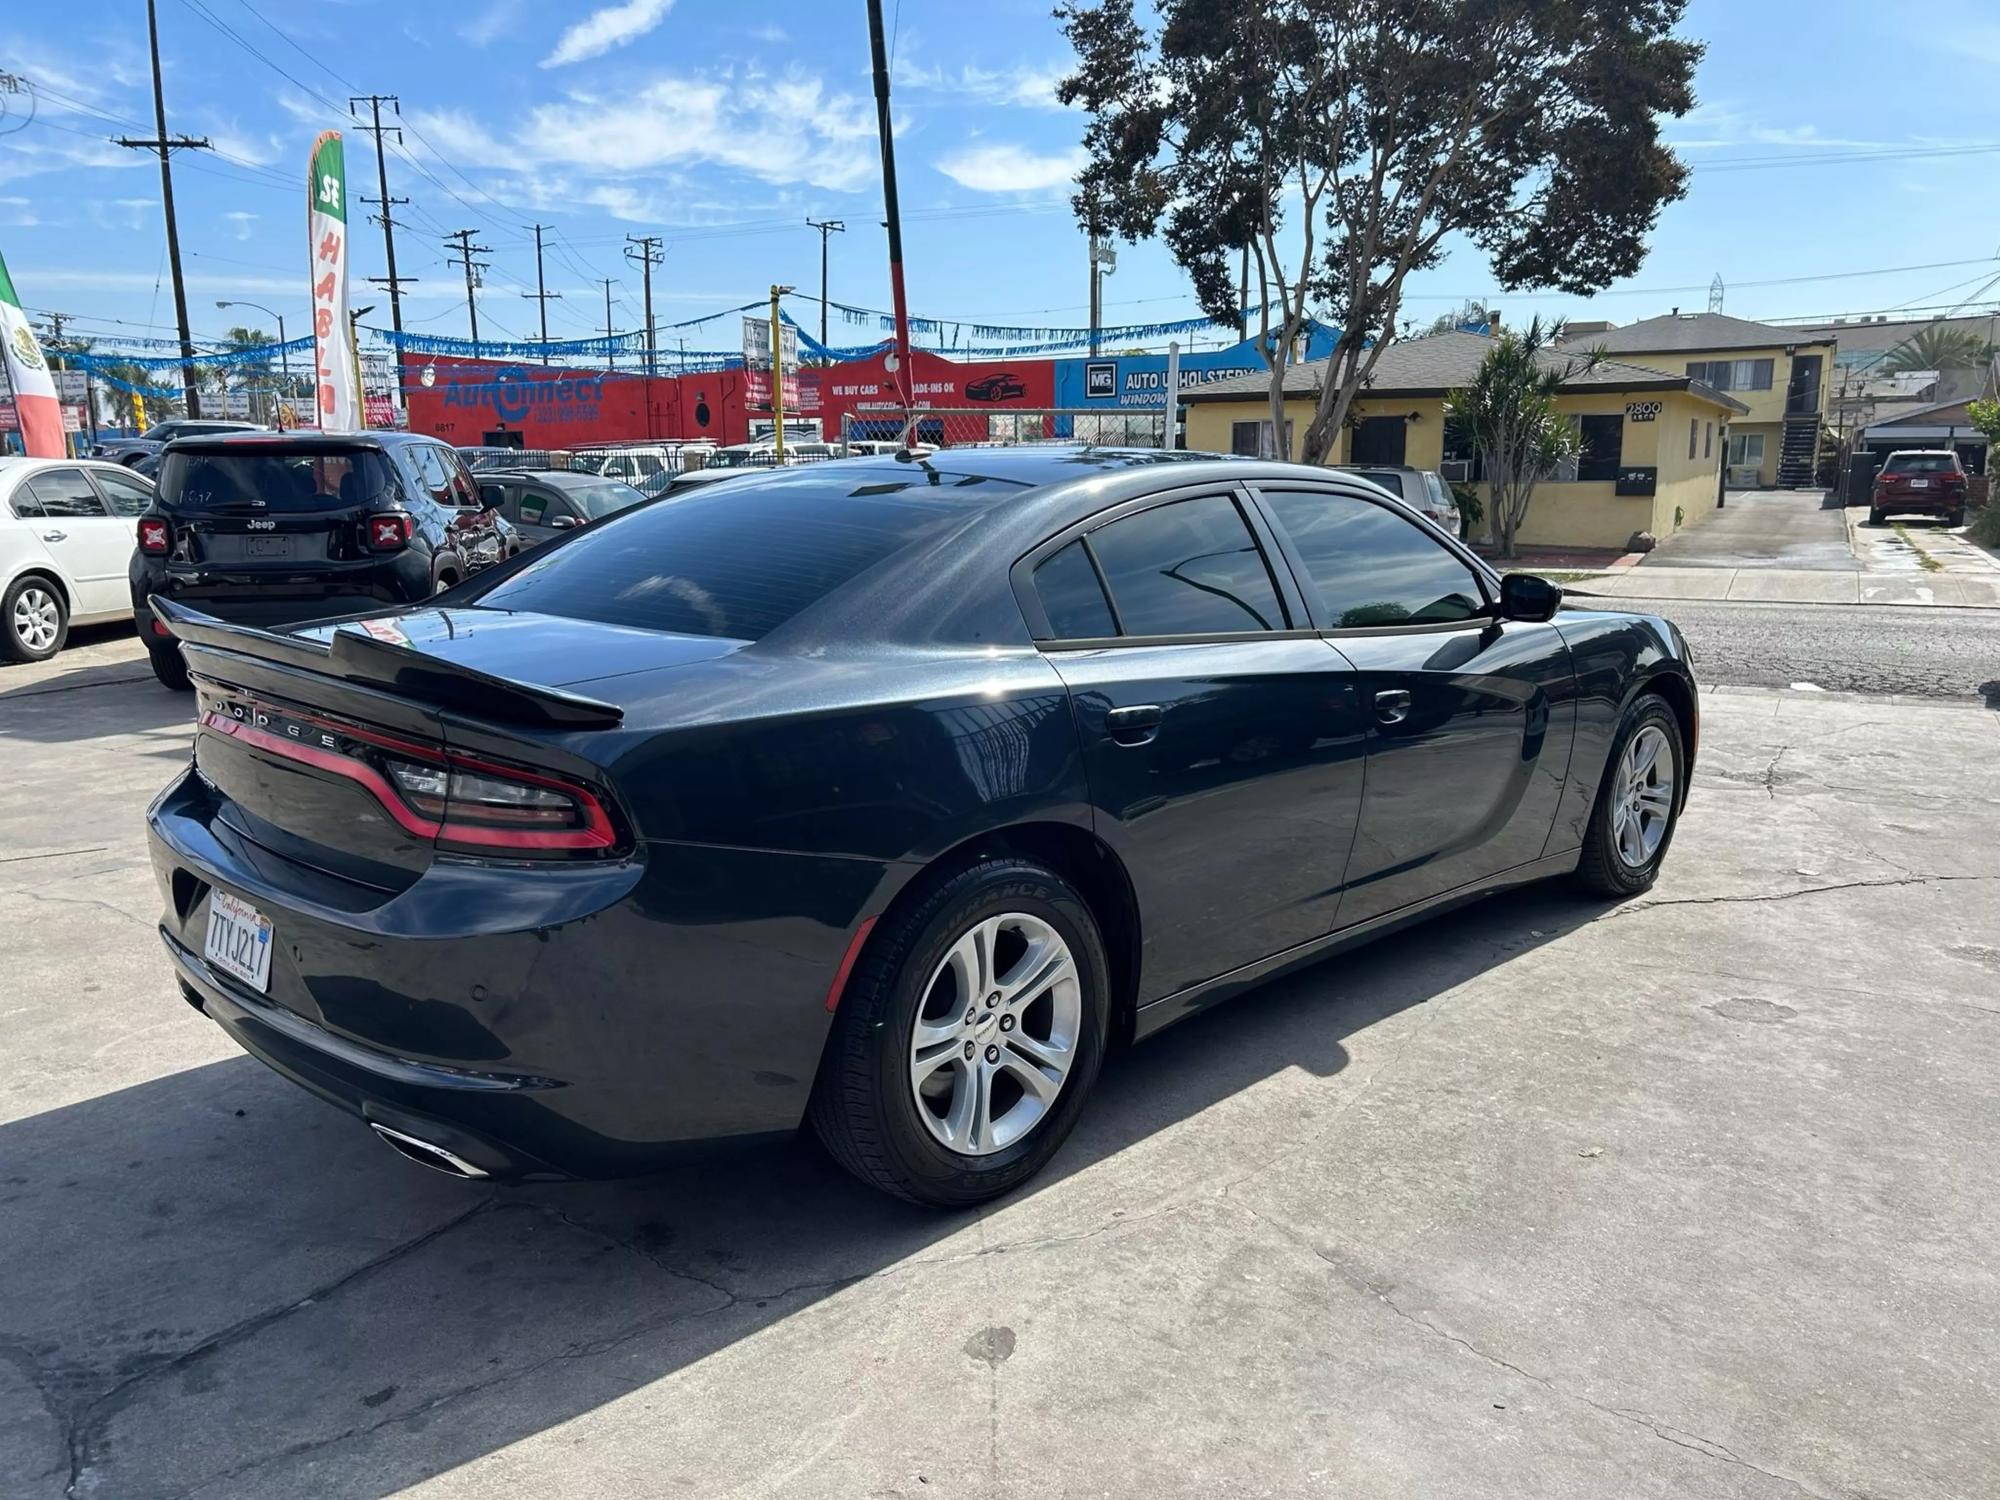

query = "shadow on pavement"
[1, 881, 1596, 1498]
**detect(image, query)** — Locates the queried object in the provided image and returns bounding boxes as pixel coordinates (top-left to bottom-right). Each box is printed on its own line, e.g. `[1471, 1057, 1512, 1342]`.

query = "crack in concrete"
[14, 886, 155, 932]
[63, 1197, 497, 1499]
[1233, 1201, 1834, 1500]
[0, 845, 108, 865]
[1610, 873, 1999, 917]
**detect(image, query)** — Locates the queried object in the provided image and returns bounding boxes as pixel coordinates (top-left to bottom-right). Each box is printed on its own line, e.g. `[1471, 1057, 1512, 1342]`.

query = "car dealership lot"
[4, 634, 1998, 1499]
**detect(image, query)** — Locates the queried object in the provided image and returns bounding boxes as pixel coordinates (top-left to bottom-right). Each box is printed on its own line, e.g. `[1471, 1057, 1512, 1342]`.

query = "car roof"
[488, 468, 630, 487]
[162, 430, 434, 452]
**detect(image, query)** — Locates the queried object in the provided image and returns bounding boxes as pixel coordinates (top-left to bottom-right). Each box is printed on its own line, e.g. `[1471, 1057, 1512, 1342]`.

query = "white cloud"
[748, 23, 789, 44]
[904, 59, 1074, 111]
[0, 196, 39, 228]
[409, 66, 881, 195]
[225, 211, 259, 241]
[460, 0, 524, 47]
[933, 142, 1084, 194]
[542, 0, 675, 68]
[1666, 104, 1894, 152]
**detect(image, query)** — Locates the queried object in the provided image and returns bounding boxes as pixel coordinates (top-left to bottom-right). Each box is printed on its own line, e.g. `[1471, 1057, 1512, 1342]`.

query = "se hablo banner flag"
[308, 131, 360, 433]
[0, 252, 63, 457]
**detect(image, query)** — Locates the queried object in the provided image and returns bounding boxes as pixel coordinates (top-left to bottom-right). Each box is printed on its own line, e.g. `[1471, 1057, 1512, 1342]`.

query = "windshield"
[158, 447, 396, 512]
[568, 480, 649, 519]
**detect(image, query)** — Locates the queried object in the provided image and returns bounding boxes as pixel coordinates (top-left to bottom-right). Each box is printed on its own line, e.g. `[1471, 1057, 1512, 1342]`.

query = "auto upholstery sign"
[307, 131, 360, 433]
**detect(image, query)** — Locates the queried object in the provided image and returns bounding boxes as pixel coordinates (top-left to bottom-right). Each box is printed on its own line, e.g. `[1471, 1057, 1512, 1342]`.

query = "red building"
[405, 348, 1058, 449]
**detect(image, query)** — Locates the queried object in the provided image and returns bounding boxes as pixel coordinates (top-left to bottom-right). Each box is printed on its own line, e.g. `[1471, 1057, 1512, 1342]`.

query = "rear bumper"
[131, 551, 434, 628]
[146, 766, 889, 1179]
[1872, 492, 1962, 517]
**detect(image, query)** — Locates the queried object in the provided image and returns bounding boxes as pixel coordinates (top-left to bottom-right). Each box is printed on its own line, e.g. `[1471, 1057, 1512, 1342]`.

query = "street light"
[215, 300, 290, 427]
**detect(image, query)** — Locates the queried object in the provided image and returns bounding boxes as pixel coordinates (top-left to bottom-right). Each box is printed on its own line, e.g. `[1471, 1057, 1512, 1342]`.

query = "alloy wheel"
[908, 912, 1081, 1156]
[1611, 724, 1675, 869]
[12, 587, 59, 654]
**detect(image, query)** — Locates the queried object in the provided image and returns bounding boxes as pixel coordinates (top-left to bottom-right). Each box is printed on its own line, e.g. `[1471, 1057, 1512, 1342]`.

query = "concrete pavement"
[1572, 488, 2000, 608]
[3, 643, 1998, 1498]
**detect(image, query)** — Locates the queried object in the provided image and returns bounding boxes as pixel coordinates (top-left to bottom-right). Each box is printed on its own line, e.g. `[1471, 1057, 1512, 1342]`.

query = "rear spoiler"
[149, 597, 625, 730]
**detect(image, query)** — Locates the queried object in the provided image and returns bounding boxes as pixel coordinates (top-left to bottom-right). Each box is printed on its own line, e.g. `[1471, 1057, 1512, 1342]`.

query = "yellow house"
[1180, 331, 1747, 553]
[1560, 311, 1836, 488]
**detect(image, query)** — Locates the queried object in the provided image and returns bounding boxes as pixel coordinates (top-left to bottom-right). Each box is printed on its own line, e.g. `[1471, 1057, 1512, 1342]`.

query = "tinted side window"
[1262, 489, 1485, 629]
[24, 469, 110, 519]
[92, 469, 155, 517]
[9, 484, 46, 519]
[412, 446, 454, 506]
[1088, 494, 1285, 636]
[1033, 540, 1116, 639]
[517, 489, 551, 525]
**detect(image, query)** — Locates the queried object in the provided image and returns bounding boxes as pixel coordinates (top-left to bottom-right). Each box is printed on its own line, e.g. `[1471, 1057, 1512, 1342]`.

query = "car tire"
[147, 641, 192, 691]
[1947, 509, 1965, 528]
[1572, 693, 1685, 898]
[809, 857, 1111, 1207]
[1, 576, 68, 662]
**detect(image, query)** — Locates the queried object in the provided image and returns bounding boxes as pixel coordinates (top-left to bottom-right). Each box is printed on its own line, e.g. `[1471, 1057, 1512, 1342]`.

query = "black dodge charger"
[146, 448, 1696, 1206]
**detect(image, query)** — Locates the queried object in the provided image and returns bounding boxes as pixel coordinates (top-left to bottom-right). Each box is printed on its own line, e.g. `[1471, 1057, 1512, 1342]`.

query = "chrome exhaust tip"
[370, 1123, 490, 1180]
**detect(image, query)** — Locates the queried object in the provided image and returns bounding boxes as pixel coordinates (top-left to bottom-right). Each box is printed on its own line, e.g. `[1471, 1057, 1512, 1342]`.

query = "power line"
[624, 235, 665, 375]
[522, 224, 563, 363]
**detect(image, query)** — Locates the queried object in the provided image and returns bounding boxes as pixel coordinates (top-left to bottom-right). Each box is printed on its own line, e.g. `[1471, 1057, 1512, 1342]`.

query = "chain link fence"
[840, 408, 1173, 452]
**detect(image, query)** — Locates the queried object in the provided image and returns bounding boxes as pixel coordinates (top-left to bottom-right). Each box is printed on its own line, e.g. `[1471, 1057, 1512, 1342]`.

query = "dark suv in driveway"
[1869, 450, 1967, 527]
[130, 431, 507, 689]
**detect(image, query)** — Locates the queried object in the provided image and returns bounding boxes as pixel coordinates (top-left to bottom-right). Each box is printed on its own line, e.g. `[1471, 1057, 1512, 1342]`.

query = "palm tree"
[1443, 317, 1597, 559]
[221, 324, 274, 423]
[1881, 325, 1997, 374]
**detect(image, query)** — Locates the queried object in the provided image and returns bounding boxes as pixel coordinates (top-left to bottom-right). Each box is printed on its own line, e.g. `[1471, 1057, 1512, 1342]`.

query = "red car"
[1869, 450, 1967, 527]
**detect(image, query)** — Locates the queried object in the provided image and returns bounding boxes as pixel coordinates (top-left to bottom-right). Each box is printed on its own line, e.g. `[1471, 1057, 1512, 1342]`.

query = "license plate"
[204, 890, 274, 993]
[1908, 478, 1929, 489]
[246, 535, 296, 558]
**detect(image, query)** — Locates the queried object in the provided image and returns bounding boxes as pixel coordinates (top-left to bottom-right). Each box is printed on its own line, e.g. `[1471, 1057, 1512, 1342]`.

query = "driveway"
[1644, 487, 1853, 570]
[4, 640, 1998, 1499]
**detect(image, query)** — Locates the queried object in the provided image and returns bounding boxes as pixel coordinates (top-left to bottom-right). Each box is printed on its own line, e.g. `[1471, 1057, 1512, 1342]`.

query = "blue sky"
[6, 0, 2000, 357]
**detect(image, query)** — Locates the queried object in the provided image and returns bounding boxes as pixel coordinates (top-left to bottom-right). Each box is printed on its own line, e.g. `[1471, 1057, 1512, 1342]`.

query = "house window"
[1727, 432, 1766, 468]
[1578, 414, 1623, 482]
[1230, 419, 1291, 459]
[1686, 358, 1774, 392]
[1688, 418, 1698, 461]
[1704, 422, 1713, 459]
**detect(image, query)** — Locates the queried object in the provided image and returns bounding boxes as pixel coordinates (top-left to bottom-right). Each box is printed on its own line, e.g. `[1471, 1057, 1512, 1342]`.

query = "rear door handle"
[41, 529, 67, 543]
[1105, 704, 1163, 744]
[1373, 688, 1412, 725]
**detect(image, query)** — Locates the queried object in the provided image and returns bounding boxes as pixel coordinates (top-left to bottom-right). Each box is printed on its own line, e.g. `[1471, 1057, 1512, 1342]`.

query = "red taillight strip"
[200, 710, 618, 852]
[824, 916, 879, 1013]
[202, 711, 440, 840]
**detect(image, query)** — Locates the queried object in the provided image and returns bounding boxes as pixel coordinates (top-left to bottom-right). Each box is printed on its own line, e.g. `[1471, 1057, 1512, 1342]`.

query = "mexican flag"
[0, 252, 62, 457]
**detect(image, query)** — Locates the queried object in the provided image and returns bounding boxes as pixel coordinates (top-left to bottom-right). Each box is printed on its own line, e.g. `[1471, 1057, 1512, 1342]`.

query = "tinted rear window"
[1882, 454, 1958, 474]
[1349, 469, 1407, 497]
[466, 466, 1015, 640]
[159, 448, 394, 512]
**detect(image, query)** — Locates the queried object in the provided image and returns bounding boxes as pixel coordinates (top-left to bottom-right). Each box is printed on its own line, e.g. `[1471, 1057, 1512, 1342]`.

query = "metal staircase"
[1777, 414, 1818, 488]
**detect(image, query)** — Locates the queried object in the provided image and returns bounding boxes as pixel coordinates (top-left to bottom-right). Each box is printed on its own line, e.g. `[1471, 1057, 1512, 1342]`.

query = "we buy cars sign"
[808, 349, 1053, 425]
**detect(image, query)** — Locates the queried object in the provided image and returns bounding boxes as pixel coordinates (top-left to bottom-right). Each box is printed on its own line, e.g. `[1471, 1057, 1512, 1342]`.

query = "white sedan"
[0, 456, 156, 662]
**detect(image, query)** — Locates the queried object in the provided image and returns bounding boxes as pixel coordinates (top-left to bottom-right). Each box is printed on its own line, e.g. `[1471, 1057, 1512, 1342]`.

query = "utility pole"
[522, 224, 562, 364]
[624, 235, 664, 376]
[443, 229, 490, 353]
[805, 217, 845, 358]
[866, 0, 914, 416]
[599, 278, 617, 373]
[1088, 234, 1117, 357]
[35, 312, 74, 454]
[350, 94, 417, 412]
[116, 0, 211, 416]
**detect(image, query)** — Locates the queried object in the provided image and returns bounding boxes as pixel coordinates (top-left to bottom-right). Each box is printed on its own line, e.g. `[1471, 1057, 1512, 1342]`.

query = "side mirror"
[1498, 572, 1562, 622]
[549, 514, 581, 530]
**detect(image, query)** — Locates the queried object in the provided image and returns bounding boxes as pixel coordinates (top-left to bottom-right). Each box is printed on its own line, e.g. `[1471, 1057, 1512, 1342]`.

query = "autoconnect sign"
[441, 367, 607, 426]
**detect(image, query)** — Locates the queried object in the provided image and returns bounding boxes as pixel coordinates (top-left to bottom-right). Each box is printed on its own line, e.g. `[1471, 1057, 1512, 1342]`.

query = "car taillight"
[366, 514, 411, 551]
[138, 517, 171, 554]
[200, 705, 621, 856]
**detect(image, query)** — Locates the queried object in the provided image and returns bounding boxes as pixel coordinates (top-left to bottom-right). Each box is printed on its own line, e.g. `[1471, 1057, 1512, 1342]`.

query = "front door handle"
[41, 529, 67, 543]
[1373, 688, 1412, 725]
[1105, 703, 1163, 745]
